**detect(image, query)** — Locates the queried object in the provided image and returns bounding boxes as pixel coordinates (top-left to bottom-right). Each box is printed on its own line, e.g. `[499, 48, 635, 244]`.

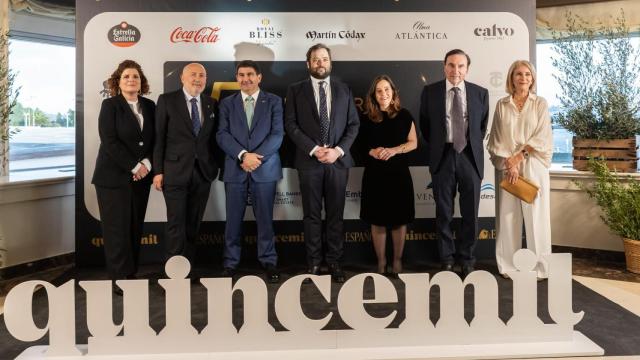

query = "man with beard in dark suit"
[153, 63, 220, 274]
[420, 49, 489, 278]
[285, 44, 360, 283]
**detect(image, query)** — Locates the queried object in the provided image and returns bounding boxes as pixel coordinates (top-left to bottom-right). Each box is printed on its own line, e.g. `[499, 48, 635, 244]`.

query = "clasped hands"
[132, 163, 149, 182]
[241, 152, 263, 172]
[313, 146, 341, 164]
[369, 147, 397, 161]
[503, 151, 525, 184]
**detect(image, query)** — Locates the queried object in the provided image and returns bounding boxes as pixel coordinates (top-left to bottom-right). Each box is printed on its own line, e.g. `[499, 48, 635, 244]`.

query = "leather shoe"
[329, 264, 346, 283]
[441, 263, 454, 272]
[264, 264, 280, 284]
[461, 265, 475, 278]
[221, 267, 236, 278]
[302, 265, 321, 284]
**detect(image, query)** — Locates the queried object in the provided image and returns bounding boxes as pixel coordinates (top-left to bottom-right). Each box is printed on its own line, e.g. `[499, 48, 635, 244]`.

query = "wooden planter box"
[572, 138, 638, 172]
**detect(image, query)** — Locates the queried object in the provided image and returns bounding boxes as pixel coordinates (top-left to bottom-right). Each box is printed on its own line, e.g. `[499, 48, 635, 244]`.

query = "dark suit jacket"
[92, 94, 155, 187]
[153, 89, 219, 186]
[216, 91, 284, 183]
[284, 78, 360, 170]
[419, 80, 489, 177]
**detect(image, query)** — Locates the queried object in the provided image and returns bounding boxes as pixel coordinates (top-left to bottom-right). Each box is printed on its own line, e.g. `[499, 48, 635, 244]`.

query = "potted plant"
[551, 10, 640, 172]
[578, 158, 640, 273]
[0, 29, 20, 176]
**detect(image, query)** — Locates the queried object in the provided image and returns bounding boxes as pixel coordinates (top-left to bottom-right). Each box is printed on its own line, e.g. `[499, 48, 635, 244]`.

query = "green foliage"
[551, 10, 640, 140]
[577, 158, 640, 240]
[0, 30, 20, 143]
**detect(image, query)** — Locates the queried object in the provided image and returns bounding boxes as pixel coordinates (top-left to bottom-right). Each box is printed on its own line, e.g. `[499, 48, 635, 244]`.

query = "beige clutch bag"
[500, 176, 540, 204]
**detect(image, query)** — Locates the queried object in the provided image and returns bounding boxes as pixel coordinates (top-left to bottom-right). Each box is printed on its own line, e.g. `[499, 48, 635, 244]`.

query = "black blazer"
[92, 94, 155, 187]
[153, 89, 220, 186]
[284, 78, 360, 170]
[419, 80, 489, 177]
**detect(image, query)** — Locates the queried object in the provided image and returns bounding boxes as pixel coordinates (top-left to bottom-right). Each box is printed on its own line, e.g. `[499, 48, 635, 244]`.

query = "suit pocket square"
[499, 176, 539, 204]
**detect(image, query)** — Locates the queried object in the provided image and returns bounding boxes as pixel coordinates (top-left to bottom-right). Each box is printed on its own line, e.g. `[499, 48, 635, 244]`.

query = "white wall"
[550, 171, 624, 252]
[0, 175, 74, 269]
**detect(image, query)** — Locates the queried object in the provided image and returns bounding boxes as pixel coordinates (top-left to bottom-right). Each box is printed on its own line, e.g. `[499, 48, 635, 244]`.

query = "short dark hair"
[444, 49, 471, 67]
[107, 59, 150, 97]
[236, 60, 261, 75]
[306, 43, 332, 63]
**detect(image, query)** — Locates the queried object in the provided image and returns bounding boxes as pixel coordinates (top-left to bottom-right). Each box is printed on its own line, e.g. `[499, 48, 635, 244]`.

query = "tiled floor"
[1, 258, 639, 359]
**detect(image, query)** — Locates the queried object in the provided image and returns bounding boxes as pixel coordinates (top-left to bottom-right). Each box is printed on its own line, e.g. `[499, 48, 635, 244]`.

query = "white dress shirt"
[183, 88, 203, 126]
[308, 76, 343, 157]
[127, 99, 151, 174]
[445, 80, 468, 143]
[238, 89, 260, 160]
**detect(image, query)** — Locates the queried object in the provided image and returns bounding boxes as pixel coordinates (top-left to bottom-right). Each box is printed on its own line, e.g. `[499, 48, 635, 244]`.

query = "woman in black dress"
[360, 75, 417, 276]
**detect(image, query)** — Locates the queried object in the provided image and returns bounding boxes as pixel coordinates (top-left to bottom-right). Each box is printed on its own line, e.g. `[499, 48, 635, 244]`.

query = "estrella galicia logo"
[473, 24, 514, 40]
[481, 183, 495, 199]
[108, 21, 141, 47]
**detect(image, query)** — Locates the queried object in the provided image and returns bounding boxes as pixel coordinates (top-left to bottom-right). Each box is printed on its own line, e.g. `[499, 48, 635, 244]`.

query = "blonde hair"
[505, 60, 537, 94]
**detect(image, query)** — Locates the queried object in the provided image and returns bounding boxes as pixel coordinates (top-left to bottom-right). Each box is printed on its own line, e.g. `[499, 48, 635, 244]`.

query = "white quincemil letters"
[337, 273, 397, 331]
[158, 256, 198, 337]
[274, 274, 333, 332]
[4, 280, 80, 356]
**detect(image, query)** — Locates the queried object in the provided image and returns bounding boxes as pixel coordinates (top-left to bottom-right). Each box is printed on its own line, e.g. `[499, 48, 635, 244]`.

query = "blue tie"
[190, 97, 201, 136]
[318, 81, 329, 145]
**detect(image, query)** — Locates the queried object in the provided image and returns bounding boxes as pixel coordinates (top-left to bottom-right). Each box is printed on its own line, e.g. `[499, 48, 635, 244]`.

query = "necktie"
[190, 97, 201, 136]
[451, 87, 466, 153]
[318, 81, 329, 145]
[244, 95, 254, 129]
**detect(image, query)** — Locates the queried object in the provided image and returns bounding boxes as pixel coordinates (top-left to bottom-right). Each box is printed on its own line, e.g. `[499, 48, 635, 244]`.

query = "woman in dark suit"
[360, 75, 418, 276]
[92, 60, 155, 284]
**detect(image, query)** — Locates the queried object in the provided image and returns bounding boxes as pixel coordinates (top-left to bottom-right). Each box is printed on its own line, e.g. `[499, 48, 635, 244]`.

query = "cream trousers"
[495, 157, 552, 278]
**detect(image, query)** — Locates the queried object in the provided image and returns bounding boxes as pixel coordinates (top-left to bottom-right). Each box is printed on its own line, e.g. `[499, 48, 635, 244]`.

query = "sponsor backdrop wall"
[76, 0, 535, 267]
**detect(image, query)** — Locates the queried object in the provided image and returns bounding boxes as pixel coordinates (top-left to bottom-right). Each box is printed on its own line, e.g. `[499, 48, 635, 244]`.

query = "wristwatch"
[240, 152, 247, 162]
[521, 149, 530, 159]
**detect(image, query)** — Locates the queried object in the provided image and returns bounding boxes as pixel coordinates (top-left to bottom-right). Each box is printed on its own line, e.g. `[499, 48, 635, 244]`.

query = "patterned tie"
[451, 87, 466, 153]
[318, 81, 330, 145]
[244, 95, 254, 129]
[190, 97, 201, 136]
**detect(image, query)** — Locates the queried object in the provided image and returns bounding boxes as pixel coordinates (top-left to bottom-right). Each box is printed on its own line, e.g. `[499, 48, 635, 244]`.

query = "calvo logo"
[474, 24, 514, 38]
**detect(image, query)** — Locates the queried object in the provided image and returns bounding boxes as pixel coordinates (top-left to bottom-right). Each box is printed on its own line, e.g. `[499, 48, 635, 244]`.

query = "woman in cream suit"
[487, 60, 553, 279]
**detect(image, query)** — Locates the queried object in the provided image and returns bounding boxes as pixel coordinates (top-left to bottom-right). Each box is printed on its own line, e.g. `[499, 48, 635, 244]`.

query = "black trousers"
[430, 144, 481, 266]
[95, 181, 151, 280]
[162, 163, 211, 264]
[298, 165, 348, 267]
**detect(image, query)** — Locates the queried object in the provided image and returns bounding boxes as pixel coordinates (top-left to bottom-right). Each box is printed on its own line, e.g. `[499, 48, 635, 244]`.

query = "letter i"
[158, 256, 198, 336]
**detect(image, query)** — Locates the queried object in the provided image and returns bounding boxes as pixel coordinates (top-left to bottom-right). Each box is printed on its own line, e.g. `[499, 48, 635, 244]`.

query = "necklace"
[513, 94, 528, 112]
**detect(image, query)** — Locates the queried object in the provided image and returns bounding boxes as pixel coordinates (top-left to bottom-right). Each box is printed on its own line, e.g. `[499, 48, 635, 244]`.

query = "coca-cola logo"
[170, 26, 221, 43]
[108, 22, 141, 47]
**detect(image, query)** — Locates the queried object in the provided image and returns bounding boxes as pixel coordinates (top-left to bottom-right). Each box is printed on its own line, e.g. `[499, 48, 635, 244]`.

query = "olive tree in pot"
[551, 10, 640, 172]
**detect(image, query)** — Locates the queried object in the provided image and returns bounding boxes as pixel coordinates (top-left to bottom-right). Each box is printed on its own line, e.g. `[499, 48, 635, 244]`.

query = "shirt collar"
[502, 92, 538, 104]
[241, 89, 260, 102]
[310, 76, 331, 88]
[446, 79, 466, 93]
[183, 87, 200, 102]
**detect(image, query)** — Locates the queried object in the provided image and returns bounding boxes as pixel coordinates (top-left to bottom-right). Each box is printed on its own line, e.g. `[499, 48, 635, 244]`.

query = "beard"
[309, 65, 331, 79]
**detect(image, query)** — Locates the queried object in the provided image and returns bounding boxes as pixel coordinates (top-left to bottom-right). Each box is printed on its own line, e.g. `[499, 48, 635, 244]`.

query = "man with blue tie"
[420, 49, 489, 278]
[153, 63, 220, 273]
[285, 44, 359, 283]
[216, 60, 284, 283]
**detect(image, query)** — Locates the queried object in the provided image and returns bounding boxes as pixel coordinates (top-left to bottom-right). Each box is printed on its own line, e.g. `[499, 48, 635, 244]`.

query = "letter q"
[4, 280, 81, 356]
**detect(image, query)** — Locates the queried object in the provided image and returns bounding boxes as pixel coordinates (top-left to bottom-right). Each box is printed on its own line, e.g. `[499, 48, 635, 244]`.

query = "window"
[536, 37, 640, 169]
[8, 39, 75, 173]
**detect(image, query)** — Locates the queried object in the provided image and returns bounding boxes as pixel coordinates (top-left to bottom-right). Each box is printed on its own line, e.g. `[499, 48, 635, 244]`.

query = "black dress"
[360, 108, 415, 226]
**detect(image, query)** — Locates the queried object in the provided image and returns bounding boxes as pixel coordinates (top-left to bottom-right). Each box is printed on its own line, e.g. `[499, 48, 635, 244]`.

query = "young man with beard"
[284, 44, 360, 283]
